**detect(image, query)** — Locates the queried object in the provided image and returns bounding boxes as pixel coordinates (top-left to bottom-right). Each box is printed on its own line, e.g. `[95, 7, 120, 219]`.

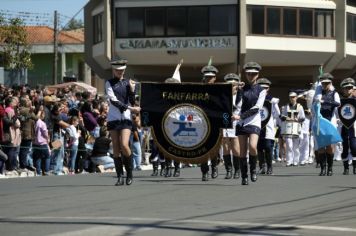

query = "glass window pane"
[283, 9, 297, 35]
[145, 8, 165, 37]
[300, 9, 313, 36]
[248, 6, 264, 34]
[210, 5, 236, 35]
[117, 9, 128, 37]
[187, 7, 208, 36]
[167, 8, 186, 36]
[347, 14, 352, 41]
[315, 11, 325, 37]
[117, 8, 144, 37]
[267, 8, 281, 34]
[315, 10, 333, 38]
[93, 13, 103, 43]
[353, 15, 356, 41]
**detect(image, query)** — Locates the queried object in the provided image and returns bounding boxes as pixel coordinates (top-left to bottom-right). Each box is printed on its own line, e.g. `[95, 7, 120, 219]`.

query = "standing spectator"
[33, 111, 50, 175]
[50, 103, 69, 175]
[81, 101, 100, 138]
[131, 113, 142, 171]
[66, 116, 80, 175]
[3, 97, 21, 172]
[0, 101, 8, 176]
[18, 97, 37, 171]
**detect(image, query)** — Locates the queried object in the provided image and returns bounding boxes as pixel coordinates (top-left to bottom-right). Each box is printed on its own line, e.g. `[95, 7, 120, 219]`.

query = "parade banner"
[260, 100, 272, 128]
[141, 82, 232, 164]
[338, 98, 356, 129]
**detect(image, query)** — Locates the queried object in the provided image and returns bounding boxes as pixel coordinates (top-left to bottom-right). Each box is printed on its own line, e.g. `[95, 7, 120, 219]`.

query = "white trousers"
[299, 133, 309, 164]
[285, 137, 300, 165]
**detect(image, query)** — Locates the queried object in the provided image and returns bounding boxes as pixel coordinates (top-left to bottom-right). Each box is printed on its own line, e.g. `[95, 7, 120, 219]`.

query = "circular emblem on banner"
[340, 104, 355, 120]
[261, 106, 270, 122]
[162, 104, 210, 150]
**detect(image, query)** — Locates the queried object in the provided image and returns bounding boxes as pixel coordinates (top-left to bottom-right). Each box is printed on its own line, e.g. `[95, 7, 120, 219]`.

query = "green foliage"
[0, 15, 33, 69]
[63, 18, 84, 30]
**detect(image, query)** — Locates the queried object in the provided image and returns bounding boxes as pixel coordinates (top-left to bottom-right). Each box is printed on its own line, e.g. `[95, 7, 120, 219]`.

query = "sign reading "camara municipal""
[119, 37, 235, 49]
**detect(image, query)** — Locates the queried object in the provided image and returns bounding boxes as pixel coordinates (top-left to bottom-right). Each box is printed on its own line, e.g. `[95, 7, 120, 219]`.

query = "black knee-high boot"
[151, 161, 159, 176]
[173, 161, 180, 177]
[240, 157, 248, 185]
[353, 160, 356, 175]
[266, 151, 273, 175]
[223, 154, 232, 179]
[201, 162, 209, 181]
[319, 153, 326, 176]
[165, 160, 172, 178]
[211, 158, 218, 179]
[233, 156, 240, 179]
[326, 153, 333, 176]
[114, 157, 124, 186]
[123, 156, 133, 185]
[258, 151, 266, 174]
[249, 155, 258, 182]
[315, 151, 320, 168]
[160, 162, 166, 176]
[343, 160, 349, 175]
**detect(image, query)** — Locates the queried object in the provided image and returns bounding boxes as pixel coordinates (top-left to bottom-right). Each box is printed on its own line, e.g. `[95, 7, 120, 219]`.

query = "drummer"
[280, 91, 305, 167]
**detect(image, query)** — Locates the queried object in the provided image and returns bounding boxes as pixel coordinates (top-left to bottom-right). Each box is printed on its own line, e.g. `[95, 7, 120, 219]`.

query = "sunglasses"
[246, 72, 258, 76]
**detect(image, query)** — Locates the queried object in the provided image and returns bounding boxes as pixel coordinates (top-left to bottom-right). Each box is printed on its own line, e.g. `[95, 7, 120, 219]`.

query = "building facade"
[84, 0, 356, 98]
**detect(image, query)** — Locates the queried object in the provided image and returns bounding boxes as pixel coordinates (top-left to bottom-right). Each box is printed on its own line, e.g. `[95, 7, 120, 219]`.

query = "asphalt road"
[1, 162, 356, 236]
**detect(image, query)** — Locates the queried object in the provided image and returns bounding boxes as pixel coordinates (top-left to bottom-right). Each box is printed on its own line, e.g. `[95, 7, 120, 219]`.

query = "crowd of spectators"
[0, 83, 145, 178]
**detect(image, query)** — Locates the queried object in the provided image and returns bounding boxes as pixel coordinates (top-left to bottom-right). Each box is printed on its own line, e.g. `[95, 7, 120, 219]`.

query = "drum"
[281, 121, 301, 137]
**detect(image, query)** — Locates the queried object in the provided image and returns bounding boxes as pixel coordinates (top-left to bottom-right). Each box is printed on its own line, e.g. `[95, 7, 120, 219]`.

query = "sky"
[0, 0, 89, 27]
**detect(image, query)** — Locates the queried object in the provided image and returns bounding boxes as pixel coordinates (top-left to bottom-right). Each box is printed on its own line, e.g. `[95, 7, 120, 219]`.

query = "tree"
[0, 15, 33, 70]
[62, 18, 84, 30]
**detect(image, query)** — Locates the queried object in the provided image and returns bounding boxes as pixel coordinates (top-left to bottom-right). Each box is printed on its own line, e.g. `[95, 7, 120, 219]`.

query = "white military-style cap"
[243, 61, 262, 73]
[111, 59, 127, 70]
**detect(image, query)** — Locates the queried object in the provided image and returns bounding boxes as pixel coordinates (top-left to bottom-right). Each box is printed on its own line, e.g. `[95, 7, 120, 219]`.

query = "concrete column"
[61, 50, 66, 83]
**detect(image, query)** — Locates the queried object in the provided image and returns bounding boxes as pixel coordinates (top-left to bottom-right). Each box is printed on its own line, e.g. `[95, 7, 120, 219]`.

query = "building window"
[299, 9, 313, 36]
[167, 8, 186, 36]
[267, 8, 281, 34]
[247, 6, 264, 34]
[117, 8, 144, 37]
[210, 6, 236, 35]
[283, 8, 297, 35]
[247, 6, 334, 38]
[315, 10, 334, 38]
[347, 13, 356, 42]
[93, 13, 103, 44]
[116, 5, 237, 38]
[347, 0, 356, 7]
[187, 7, 208, 36]
[145, 8, 165, 37]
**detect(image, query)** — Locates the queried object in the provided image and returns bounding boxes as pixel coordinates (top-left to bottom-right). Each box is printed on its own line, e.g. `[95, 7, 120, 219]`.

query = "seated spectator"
[90, 127, 114, 172]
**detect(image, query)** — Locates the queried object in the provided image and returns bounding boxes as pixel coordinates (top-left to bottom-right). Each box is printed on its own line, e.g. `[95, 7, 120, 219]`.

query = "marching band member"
[280, 91, 305, 167]
[200, 64, 219, 181]
[339, 78, 356, 175]
[256, 78, 280, 175]
[299, 107, 312, 165]
[313, 73, 340, 176]
[222, 73, 241, 179]
[233, 62, 266, 185]
[297, 93, 312, 166]
[106, 59, 141, 186]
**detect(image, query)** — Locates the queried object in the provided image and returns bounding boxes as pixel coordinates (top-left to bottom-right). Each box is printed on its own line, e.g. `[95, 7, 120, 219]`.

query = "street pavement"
[1, 162, 356, 236]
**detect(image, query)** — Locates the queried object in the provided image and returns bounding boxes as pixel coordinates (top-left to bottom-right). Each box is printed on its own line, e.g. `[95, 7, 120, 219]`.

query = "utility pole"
[53, 10, 58, 84]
